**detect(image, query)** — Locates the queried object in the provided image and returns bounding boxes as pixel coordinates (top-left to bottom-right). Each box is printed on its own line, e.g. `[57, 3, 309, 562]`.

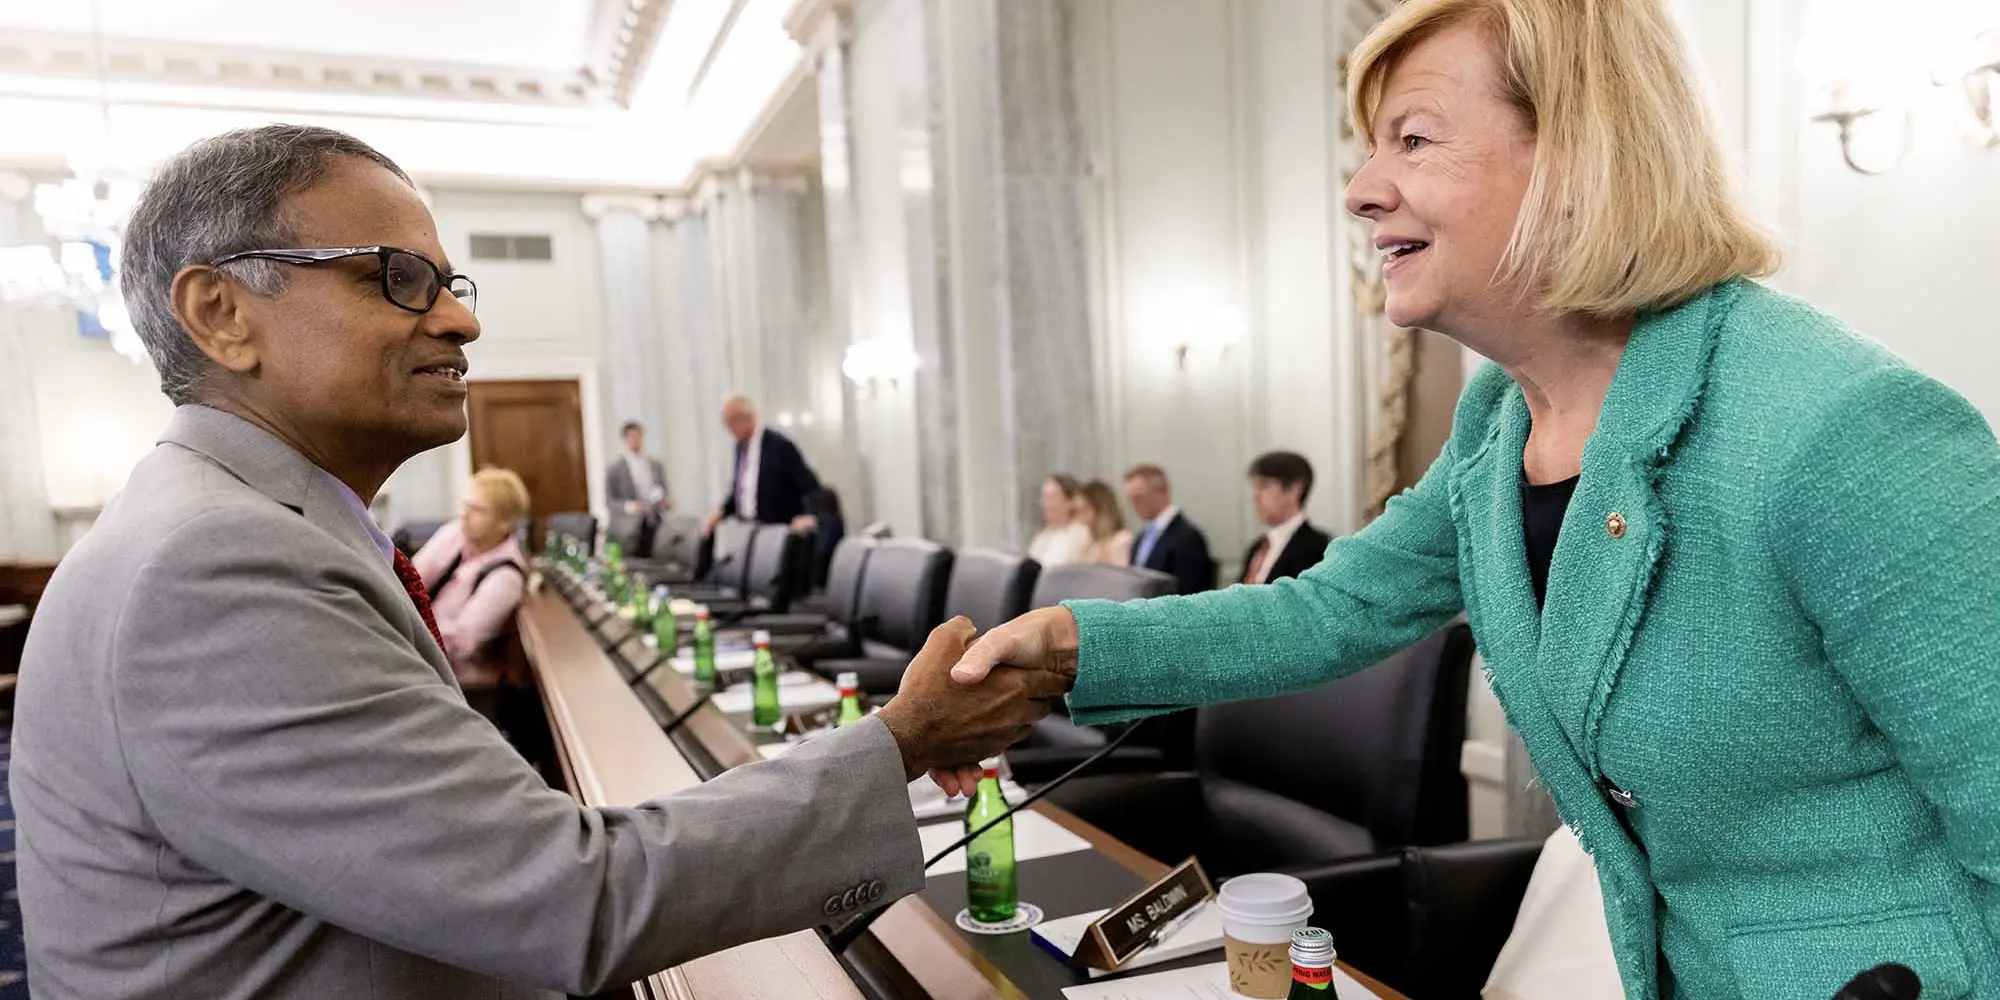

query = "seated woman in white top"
[1078, 479, 1134, 565]
[1026, 474, 1091, 567]
[412, 467, 532, 690]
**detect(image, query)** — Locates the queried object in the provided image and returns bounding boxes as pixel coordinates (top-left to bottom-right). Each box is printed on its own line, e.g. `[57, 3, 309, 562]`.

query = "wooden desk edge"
[517, 588, 863, 1000]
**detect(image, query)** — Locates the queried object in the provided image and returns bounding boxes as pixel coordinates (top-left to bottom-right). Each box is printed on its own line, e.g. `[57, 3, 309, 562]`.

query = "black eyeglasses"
[209, 246, 477, 315]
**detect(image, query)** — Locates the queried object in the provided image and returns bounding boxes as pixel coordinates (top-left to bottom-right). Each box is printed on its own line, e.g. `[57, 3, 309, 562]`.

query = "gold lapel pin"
[1606, 512, 1628, 539]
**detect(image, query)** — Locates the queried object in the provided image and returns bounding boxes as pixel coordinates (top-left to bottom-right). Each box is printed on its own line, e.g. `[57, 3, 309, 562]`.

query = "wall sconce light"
[1801, 13, 2000, 175]
[1935, 28, 2000, 146]
[841, 339, 919, 396]
[1163, 302, 1246, 371]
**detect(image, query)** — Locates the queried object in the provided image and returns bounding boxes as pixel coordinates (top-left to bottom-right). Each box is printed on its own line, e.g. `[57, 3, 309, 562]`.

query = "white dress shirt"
[734, 427, 764, 520]
[624, 453, 656, 495]
[1247, 512, 1308, 585]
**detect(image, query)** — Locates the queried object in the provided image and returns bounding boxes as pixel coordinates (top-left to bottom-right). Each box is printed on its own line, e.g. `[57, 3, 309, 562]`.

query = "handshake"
[874, 608, 1083, 797]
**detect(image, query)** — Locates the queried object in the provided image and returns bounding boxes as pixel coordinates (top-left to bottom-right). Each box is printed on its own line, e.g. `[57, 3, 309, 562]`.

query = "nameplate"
[1069, 857, 1215, 971]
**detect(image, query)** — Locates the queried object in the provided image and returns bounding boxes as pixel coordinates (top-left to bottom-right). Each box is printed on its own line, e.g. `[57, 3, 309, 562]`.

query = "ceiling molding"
[0, 6, 678, 112]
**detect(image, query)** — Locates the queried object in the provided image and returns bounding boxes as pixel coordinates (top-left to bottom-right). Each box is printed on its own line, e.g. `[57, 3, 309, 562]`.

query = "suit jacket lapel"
[1533, 281, 1736, 772]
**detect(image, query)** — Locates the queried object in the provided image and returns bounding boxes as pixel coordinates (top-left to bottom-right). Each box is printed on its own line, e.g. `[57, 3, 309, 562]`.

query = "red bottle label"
[1292, 964, 1333, 987]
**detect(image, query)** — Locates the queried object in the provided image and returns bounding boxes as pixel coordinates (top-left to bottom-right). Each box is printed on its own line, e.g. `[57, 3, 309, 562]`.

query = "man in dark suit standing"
[606, 419, 669, 555]
[1239, 451, 1333, 585]
[1123, 464, 1214, 595]
[704, 394, 823, 536]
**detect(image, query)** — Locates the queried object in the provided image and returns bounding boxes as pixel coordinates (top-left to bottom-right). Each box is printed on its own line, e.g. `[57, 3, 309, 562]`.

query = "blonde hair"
[1079, 480, 1126, 542]
[468, 468, 531, 523]
[1346, 0, 1781, 317]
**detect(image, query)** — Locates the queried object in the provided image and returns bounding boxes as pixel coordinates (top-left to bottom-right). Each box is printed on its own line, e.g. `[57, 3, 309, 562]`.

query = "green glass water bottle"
[750, 630, 781, 728]
[1286, 927, 1339, 999]
[628, 574, 650, 624]
[651, 593, 675, 653]
[836, 671, 864, 726]
[965, 766, 1017, 924]
[691, 609, 717, 688]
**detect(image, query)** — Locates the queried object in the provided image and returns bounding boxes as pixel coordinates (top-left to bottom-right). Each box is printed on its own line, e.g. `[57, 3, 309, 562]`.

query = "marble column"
[582, 193, 669, 465]
[0, 186, 59, 560]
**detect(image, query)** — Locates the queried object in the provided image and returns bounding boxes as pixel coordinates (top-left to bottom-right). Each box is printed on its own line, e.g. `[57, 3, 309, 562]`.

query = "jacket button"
[1606, 512, 1627, 539]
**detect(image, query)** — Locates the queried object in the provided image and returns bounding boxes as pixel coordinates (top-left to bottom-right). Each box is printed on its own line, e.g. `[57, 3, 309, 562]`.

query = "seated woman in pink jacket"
[412, 468, 531, 694]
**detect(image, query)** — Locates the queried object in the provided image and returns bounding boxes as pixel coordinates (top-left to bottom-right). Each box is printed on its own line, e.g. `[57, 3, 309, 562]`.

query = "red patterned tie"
[392, 550, 446, 652]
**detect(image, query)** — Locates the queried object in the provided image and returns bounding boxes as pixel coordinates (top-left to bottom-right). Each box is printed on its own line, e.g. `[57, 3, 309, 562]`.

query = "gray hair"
[120, 124, 411, 404]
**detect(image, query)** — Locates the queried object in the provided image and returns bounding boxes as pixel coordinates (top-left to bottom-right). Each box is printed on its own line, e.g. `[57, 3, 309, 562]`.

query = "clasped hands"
[875, 607, 1082, 794]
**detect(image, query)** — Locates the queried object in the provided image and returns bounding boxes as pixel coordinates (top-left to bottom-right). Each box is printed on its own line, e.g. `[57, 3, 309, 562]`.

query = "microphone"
[658, 691, 718, 737]
[1835, 964, 1921, 1000]
[824, 719, 1150, 951]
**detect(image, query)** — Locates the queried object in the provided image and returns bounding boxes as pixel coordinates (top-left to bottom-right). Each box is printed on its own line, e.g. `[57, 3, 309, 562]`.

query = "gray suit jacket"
[11, 405, 923, 1000]
[606, 453, 668, 508]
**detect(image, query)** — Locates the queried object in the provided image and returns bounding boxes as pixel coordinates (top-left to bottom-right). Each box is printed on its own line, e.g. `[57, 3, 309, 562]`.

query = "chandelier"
[0, 0, 149, 365]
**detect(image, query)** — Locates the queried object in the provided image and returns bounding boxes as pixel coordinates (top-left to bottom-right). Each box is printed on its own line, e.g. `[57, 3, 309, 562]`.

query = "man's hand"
[924, 607, 1082, 796]
[624, 500, 644, 516]
[876, 618, 1068, 784]
[789, 514, 819, 533]
[702, 511, 723, 536]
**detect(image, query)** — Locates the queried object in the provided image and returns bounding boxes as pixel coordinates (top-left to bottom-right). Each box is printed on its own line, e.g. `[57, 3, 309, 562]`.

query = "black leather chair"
[942, 548, 1040, 631]
[704, 524, 810, 619]
[812, 539, 953, 696]
[547, 512, 599, 555]
[672, 519, 758, 602]
[748, 537, 877, 654]
[1292, 838, 1544, 1000]
[1047, 622, 1476, 877]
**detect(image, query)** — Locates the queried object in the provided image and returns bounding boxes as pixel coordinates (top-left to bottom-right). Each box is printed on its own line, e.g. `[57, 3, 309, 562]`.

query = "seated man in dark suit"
[1239, 450, 1333, 585]
[1123, 464, 1215, 595]
[704, 394, 823, 535]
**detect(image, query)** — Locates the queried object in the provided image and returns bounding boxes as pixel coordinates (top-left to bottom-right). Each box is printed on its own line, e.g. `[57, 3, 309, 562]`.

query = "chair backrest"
[708, 519, 758, 591]
[649, 514, 704, 566]
[823, 537, 877, 624]
[1195, 621, 1475, 849]
[1028, 564, 1174, 608]
[944, 548, 1040, 632]
[744, 524, 803, 610]
[547, 512, 598, 554]
[852, 538, 953, 653]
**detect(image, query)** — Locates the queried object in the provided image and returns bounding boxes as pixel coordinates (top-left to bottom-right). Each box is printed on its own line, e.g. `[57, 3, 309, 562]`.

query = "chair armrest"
[1400, 837, 1546, 1000]
[1284, 850, 1409, 990]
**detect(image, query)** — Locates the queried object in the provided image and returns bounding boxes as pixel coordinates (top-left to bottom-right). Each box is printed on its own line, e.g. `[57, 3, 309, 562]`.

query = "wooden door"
[466, 379, 588, 552]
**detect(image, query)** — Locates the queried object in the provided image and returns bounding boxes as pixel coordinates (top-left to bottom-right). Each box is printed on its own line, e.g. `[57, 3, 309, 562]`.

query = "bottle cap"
[981, 766, 1000, 779]
[695, 606, 710, 620]
[837, 671, 859, 691]
[751, 629, 772, 646]
[1288, 926, 1335, 967]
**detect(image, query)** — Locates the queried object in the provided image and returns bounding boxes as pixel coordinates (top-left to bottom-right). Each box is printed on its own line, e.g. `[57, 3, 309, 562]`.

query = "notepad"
[710, 676, 842, 720]
[917, 811, 1093, 875]
[1059, 962, 1382, 1000]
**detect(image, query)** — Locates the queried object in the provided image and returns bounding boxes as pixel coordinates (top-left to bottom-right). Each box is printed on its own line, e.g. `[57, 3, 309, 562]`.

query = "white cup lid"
[1216, 873, 1314, 923]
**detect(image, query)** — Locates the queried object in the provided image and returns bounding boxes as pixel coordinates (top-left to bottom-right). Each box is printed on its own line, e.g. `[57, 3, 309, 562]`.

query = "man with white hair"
[704, 393, 823, 536]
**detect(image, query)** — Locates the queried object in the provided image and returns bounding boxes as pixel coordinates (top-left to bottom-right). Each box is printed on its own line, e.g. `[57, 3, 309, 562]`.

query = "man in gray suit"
[607, 418, 670, 555]
[11, 125, 1057, 1000]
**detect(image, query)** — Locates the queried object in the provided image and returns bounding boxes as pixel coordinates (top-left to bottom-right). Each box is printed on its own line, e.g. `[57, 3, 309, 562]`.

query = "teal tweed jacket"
[1064, 280, 2000, 1000]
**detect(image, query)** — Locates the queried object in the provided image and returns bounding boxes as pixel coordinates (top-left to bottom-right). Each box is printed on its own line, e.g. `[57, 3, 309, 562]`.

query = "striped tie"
[392, 550, 446, 652]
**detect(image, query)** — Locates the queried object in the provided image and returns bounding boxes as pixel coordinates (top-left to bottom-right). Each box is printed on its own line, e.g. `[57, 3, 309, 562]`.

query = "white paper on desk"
[710, 677, 841, 717]
[1060, 962, 1382, 1000]
[667, 649, 758, 673]
[907, 778, 1029, 822]
[1034, 903, 1224, 978]
[918, 811, 1092, 875]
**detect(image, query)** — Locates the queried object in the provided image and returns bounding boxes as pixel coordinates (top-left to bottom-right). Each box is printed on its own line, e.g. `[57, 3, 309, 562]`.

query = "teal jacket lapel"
[1532, 281, 1736, 774]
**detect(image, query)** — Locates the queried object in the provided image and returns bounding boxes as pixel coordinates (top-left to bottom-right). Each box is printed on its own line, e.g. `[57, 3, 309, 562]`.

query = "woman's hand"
[927, 607, 1083, 797]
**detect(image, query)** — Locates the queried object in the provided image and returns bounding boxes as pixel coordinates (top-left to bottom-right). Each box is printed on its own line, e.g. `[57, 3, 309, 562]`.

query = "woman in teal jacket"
[938, 2, 2000, 998]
